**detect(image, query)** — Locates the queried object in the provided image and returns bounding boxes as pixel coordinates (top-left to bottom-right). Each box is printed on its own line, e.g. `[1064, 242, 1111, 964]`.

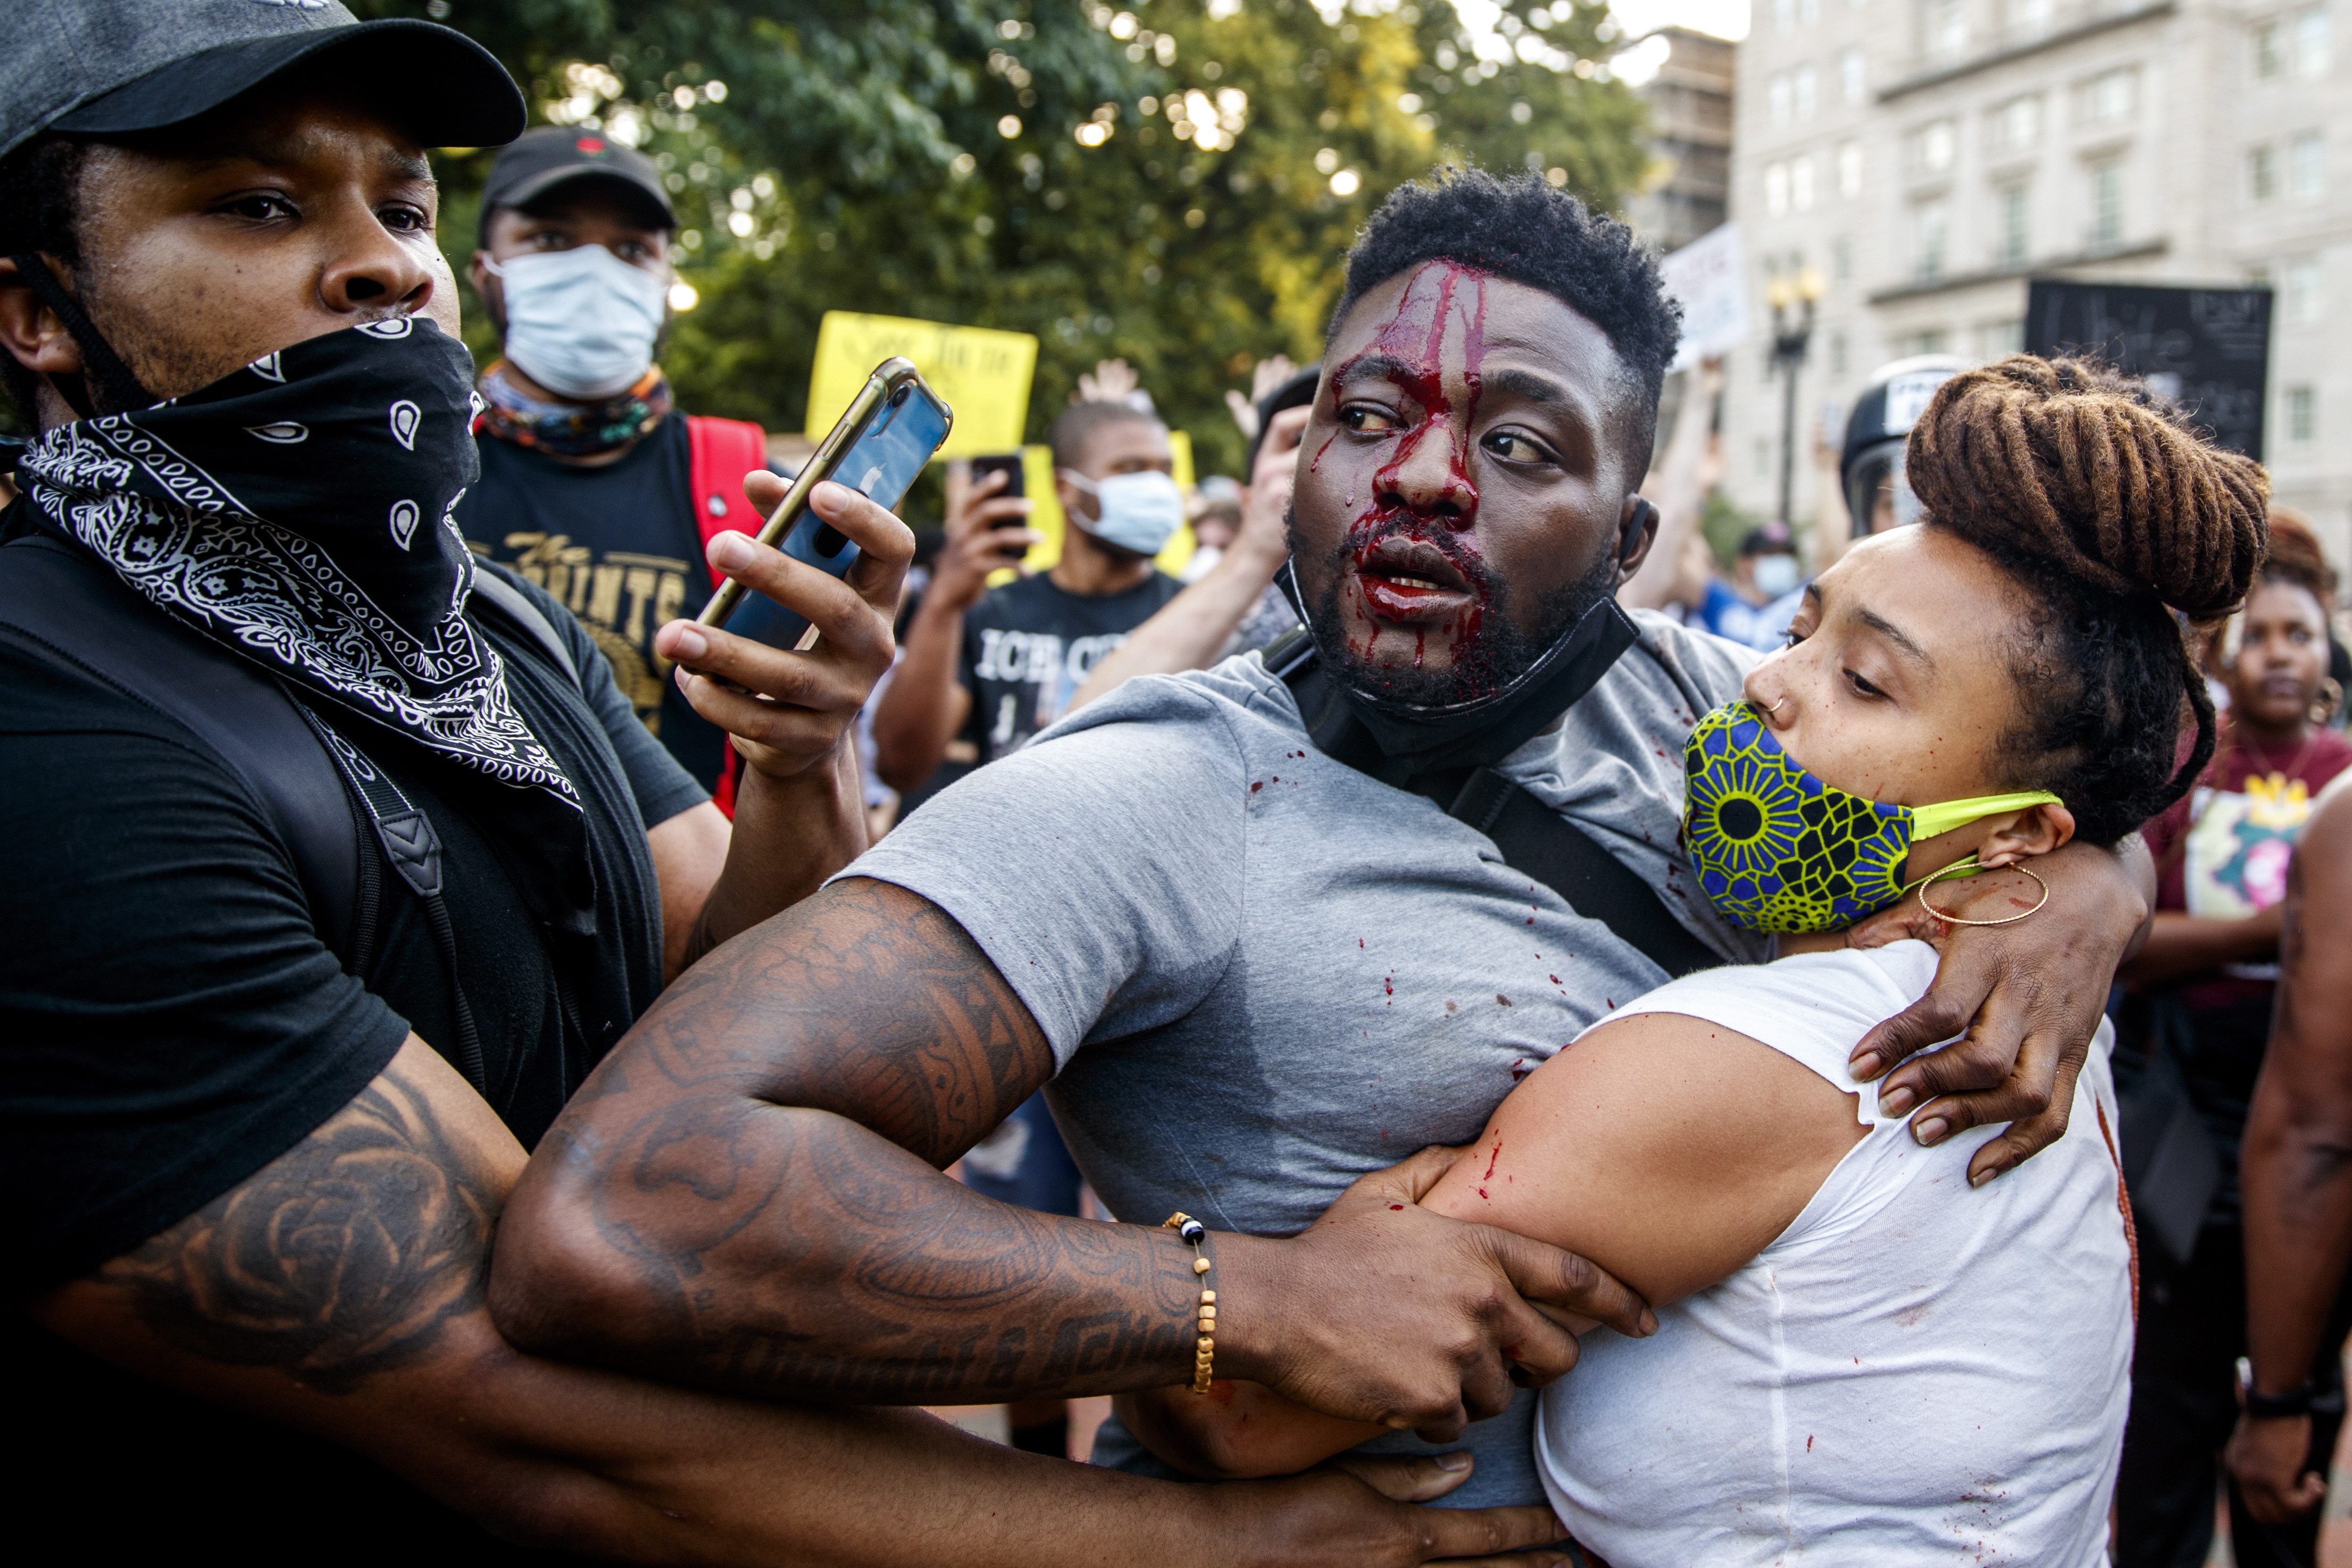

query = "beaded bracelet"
[1163, 1211, 1215, 1394]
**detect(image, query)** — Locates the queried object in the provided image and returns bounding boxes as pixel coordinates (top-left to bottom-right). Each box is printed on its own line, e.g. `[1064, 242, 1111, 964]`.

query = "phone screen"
[810, 383, 952, 556]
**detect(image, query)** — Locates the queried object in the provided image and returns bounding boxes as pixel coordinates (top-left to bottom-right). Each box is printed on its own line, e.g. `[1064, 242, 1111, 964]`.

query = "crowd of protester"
[10, 6, 2352, 1567]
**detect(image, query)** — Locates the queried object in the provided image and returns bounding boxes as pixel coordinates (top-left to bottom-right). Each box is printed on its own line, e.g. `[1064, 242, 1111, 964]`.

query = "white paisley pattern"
[22, 415, 579, 803]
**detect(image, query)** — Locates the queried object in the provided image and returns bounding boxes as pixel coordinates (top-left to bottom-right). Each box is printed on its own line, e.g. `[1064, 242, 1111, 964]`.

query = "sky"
[1610, 0, 1750, 40]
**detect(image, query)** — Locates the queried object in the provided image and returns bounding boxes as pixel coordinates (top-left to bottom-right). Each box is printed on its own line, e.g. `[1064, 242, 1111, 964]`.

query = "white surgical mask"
[1752, 552, 1803, 598]
[488, 244, 669, 401]
[1060, 468, 1185, 557]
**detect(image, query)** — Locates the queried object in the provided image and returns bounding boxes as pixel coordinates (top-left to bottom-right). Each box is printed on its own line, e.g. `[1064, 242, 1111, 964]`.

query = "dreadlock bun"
[1907, 355, 2267, 618]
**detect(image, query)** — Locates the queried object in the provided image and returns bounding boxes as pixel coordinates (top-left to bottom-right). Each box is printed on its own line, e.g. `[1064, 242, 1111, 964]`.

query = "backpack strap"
[1267, 630, 1720, 980]
[470, 561, 581, 693]
[0, 535, 366, 960]
[685, 413, 770, 817]
[686, 413, 770, 546]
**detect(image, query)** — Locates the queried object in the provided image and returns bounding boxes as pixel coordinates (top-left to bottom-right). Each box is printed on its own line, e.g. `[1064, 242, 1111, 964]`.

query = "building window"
[1766, 160, 1791, 215]
[2248, 260, 2275, 288]
[1841, 47, 1867, 103]
[2292, 130, 2326, 201]
[1770, 71, 1792, 124]
[2078, 68, 2137, 127]
[1915, 197, 1950, 278]
[2288, 255, 2324, 324]
[1792, 154, 1819, 211]
[1794, 63, 1818, 119]
[2250, 143, 2280, 201]
[2255, 18, 2286, 77]
[2005, 0, 2052, 38]
[1910, 118, 1957, 173]
[1926, 0, 1970, 61]
[2288, 385, 2317, 441]
[2088, 159, 2124, 248]
[1991, 94, 2041, 152]
[2296, 5, 2332, 75]
[1830, 331, 1849, 374]
[1900, 329, 1953, 356]
[1775, 0, 1798, 30]
[1979, 319, 2024, 357]
[1839, 140, 1865, 197]
[1833, 235, 1854, 280]
[1996, 181, 2030, 267]
[1801, 0, 1822, 23]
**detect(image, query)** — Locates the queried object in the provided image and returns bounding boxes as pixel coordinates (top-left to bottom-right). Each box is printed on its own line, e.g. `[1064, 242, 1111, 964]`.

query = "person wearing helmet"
[1821, 355, 1970, 570]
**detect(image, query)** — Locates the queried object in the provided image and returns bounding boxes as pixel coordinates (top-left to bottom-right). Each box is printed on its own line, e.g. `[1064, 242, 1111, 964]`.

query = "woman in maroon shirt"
[2116, 511, 2352, 1568]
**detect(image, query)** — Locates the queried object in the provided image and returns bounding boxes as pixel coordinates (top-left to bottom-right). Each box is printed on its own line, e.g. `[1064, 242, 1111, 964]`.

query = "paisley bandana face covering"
[15, 316, 579, 809]
[1681, 700, 2059, 932]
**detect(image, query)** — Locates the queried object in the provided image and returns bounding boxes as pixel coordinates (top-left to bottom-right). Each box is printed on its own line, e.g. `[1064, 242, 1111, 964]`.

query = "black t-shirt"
[1, 513, 704, 1559]
[957, 570, 1184, 763]
[458, 414, 760, 796]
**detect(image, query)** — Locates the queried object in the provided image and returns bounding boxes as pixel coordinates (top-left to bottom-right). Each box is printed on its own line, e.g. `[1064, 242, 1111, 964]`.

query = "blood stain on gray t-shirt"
[843, 609, 1761, 1507]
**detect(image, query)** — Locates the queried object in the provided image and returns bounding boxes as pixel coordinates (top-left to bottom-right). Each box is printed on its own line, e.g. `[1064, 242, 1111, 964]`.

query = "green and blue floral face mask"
[1681, 700, 2062, 933]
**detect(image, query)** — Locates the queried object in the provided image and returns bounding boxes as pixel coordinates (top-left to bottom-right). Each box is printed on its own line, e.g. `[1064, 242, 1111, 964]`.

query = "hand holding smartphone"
[696, 356, 953, 648]
[931, 452, 1040, 611]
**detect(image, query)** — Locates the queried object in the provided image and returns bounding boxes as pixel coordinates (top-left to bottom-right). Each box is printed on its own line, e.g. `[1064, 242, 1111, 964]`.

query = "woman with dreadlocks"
[1114, 357, 2266, 1565]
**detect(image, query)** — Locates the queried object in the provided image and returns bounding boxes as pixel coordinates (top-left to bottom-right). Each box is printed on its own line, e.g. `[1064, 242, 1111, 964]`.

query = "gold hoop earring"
[1916, 861, 2049, 927]
[2314, 677, 2343, 729]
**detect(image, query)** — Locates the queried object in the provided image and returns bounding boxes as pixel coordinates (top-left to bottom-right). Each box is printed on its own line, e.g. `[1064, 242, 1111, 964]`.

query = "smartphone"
[696, 356, 954, 645]
[968, 452, 1025, 499]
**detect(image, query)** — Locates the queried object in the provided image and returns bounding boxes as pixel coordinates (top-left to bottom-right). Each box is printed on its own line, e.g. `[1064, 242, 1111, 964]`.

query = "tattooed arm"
[30, 1033, 1572, 1567]
[493, 878, 1653, 1438]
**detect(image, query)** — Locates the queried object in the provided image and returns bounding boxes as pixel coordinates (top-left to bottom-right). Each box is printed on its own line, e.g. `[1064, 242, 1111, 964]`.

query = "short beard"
[1298, 505, 1621, 708]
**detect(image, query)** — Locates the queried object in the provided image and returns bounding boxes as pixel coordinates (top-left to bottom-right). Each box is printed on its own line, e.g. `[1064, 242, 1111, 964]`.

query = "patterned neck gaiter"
[474, 359, 672, 459]
[15, 317, 579, 811]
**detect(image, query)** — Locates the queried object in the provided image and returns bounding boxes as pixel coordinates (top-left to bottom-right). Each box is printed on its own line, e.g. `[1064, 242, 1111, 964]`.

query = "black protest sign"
[2024, 280, 2273, 458]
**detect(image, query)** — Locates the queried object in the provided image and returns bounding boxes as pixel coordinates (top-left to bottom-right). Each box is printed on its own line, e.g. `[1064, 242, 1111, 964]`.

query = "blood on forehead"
[1313, 262, 1494, 521]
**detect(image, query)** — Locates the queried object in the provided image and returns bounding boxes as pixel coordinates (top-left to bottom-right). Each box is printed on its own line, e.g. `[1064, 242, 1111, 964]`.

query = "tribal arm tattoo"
[493, 877, 1210, 1404]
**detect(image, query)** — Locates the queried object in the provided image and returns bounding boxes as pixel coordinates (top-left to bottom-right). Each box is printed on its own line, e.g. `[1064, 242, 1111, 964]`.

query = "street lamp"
[1768, 264, 1825, 534]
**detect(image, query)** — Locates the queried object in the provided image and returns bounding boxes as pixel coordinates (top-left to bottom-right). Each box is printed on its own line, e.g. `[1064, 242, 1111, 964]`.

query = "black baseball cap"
[1739, 522, 1797, 557]
[5, 1, 523, 162]
[479, 127, 677, 237]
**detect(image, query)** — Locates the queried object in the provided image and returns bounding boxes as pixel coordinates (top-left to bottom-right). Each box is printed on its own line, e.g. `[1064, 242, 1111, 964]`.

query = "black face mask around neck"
[1275, 498, 1653, 790]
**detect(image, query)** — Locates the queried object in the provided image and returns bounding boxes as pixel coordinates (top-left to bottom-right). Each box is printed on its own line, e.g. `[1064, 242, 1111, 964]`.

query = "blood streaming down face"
[1289, 262, 1628, 708]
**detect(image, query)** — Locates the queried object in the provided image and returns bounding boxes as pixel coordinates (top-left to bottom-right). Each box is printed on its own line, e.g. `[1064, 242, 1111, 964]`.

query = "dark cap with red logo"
[480, 126, 675, 237]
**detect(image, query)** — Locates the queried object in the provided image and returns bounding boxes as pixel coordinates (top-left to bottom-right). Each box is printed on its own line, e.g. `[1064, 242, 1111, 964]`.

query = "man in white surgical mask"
[453, 129, 782, 809]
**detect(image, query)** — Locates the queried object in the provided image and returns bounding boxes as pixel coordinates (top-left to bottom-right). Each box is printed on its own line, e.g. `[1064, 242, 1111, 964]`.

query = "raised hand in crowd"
[1225, 352, 1299, 440]
[1076, 355, 1147, 408]
[1617, 354, 1722, 613]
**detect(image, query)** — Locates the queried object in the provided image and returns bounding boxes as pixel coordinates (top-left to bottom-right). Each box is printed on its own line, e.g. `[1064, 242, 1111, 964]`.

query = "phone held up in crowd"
[696, 356, 954, 648]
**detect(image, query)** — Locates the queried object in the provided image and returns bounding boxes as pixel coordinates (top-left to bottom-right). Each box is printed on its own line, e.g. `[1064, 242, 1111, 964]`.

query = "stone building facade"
[1720, 0, 2352, 573]
[1627, 27, 1739, 252]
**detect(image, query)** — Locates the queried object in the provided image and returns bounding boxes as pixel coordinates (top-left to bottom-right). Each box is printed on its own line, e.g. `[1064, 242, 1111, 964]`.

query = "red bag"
[685, 414, 769, 818]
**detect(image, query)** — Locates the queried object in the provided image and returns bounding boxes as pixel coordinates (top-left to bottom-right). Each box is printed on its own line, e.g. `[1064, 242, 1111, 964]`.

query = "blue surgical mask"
[1752, 552, 1803, 599]
[488, 244, 670, 401]
[1061, 468, 1185, 556]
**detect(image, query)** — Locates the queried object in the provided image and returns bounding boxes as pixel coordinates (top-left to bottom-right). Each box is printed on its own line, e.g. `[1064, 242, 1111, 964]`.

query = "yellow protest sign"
[804, 311, 1039, 458]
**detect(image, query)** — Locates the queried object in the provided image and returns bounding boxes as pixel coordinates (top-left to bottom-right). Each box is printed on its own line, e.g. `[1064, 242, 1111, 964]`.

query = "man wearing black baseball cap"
[454, 127, 789, 808]
[0, 6, 1572, 1566]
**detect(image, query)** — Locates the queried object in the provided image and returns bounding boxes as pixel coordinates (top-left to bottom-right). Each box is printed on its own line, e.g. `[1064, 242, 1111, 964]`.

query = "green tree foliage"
[362, 0, 1652, 477]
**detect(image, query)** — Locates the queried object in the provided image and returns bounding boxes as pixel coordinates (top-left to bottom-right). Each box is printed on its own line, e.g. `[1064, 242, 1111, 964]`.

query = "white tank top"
[1533, 940, 2133, 1567]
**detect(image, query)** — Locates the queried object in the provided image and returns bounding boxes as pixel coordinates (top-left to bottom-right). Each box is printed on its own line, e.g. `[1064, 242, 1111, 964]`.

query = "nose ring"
[1764, 697, 1787, 714]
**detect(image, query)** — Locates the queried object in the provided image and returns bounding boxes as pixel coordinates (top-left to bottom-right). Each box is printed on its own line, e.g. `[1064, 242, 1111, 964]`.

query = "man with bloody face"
[495, 172, 2158, 1517]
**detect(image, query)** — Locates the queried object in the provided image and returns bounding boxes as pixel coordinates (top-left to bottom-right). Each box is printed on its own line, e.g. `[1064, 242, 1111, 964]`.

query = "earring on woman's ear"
[1913, 856, 2049, 927]
[2314, 676, 2343, 728]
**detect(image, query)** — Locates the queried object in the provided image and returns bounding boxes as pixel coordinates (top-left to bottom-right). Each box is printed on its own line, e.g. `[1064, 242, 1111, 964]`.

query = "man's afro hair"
[1333, 167, 1682, 422]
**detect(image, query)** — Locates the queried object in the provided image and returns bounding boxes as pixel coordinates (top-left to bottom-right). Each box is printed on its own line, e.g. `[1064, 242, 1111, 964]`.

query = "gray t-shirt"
[847, 610, 1760, 1506]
